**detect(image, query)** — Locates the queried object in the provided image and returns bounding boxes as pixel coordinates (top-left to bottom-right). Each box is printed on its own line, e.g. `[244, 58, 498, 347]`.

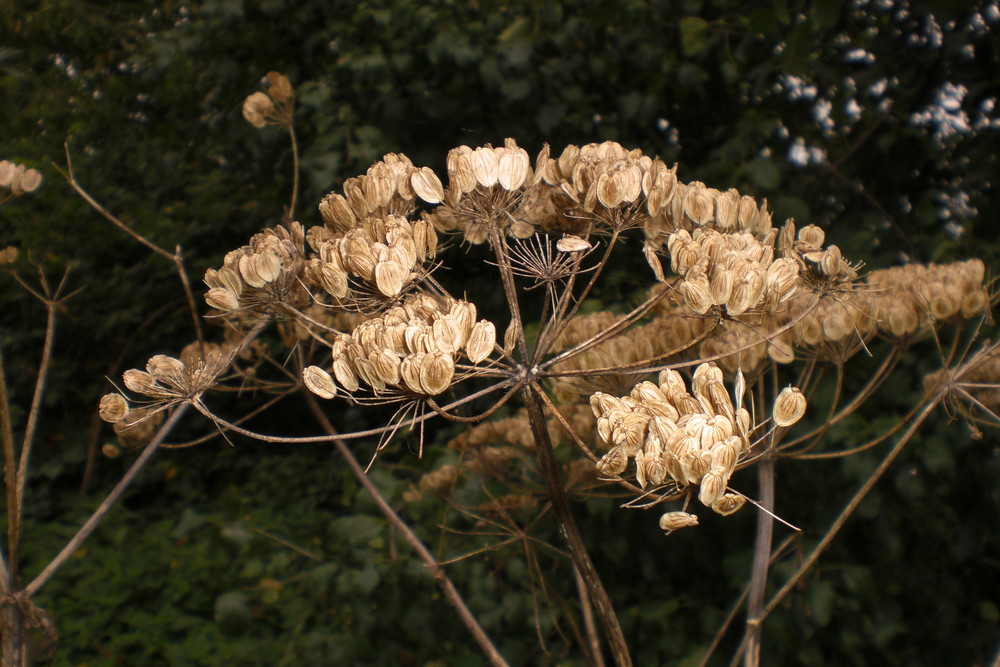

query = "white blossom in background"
[910, 82, 971, 142]
[787, 136, 827, 167]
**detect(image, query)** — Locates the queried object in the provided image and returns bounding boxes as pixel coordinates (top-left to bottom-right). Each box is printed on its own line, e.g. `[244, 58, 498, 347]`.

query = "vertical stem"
[0, 349, 17, 589]
[0, 598, 25, 667]
[743, 456, 775, 667]
[574, 565, 607, 667]
[523, 384, 631, 667]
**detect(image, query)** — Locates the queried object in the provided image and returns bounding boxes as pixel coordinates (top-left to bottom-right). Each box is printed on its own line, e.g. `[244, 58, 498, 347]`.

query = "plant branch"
[524, 382, 631, 666]
[302, 391, 508, 667]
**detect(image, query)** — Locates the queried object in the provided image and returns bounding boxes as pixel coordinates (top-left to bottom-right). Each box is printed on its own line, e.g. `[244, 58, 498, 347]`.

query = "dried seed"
[466, 320, 496, 363]
[711, 493, 746, 516]
[659, 511, 699, 533]
[99, 393, 130, 423]
[773, 385, 807, 427]
[596, 446, 629, 476]
[303, 366, 338, 399]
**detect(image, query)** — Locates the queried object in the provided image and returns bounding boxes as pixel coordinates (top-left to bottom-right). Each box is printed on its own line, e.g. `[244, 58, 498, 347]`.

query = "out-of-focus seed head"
[242, 92, 273, 128]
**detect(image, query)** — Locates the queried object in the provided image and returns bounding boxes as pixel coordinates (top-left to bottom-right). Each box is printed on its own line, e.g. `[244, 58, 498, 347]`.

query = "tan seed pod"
[400, 354, 426, 394]
[503, 320, 518, 355]
[711, 493, 746, 516]
[497, 144, 529, 190]
[798, 224, 825, 247]
[146, 355, 186, 388]
[767, 338, 796, 364]
[698, 469, 727, 507]
[421, 352, 454, 395]
[773, 385, 807, 427]
[631, 380, 666, 404]
[318, 193, 356, 232]
[659, 511, 699, 533]
[596, 416, 613, 446]
[432, 316, 464, 354]
[0, 161, 15, 187]
[681, 449, 712, 484]
[354, 357, 385, 393]
[596, 446, 628, 477]
[102, 443, 121, 459]
[715, 189, 740, 230]
[332, 357, 360, 393]
[596, 171, 623, 208]
[122, 369, 164, 397]
[682, 276, 713, 315]
[205, 287, 240, 311]
[318, 262, 348, 298]
[658, 369, 687, 397]
[710, 437, 741, 476]
[254, 251, 282, 284]
[411, 166, 445, 204]
[99, 393, 130, 423]
[634, 450, 648, 488]
[684, 186, 715, 225]
[370, 349, 402, 386]
[961, 289, 988, 318]
[692, 363, 723, 396]
[643, 454, 668, 486]
[374, 258, 407, 297]
[929, 293, 960, 320]
[0, 246, 18, 264]
[18, 168, 42, 193]
[465, 319, 496, 363]
[557, 234, 592, 252]
[303, 366, 338, 399]
[471, 147, 499, 187]
[238, 253, 265, 288]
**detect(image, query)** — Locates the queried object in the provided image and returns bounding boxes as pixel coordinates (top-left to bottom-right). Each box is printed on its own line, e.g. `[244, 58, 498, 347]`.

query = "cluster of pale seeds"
[590, 363, 806, 531]
[204, 222, 307, 315]
[303, 293, 496, 399]
[667, 228, 800, 316]
[0, 160, 42, 200]
[242, 72, 295, 129]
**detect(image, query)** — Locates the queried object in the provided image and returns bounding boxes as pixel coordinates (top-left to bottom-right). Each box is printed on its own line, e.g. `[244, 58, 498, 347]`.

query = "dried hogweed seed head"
[466, 320, 496, 363]
[303, 366, 338, 399]
[99, 393, 130, 423]
[266, 71, 293, 102]
[773, 385, 807, 427]
[242, 92, 273, 128]
[659, 511, 699, 533]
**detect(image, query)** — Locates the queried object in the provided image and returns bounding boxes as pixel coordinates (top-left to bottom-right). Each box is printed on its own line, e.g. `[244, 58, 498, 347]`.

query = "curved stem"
[287, 124, 299, 219]
[743, 456, 775, 667]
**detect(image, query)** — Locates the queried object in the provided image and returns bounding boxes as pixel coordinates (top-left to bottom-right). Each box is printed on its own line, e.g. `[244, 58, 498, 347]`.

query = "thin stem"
[302, 392, 508, 667]
[287, 125, 299, 219]
[24, 404, 190, 597]
[0, 349, 15, 591]
[574, 565, 607, 667]
[524, 383, 632, 666]
[730, 392, 942, 665]
[743, 456, 775, 667]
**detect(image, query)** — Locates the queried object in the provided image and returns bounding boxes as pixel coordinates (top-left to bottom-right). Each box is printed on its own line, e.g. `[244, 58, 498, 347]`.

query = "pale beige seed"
[0, 161, 15, 187]
[421, 352, 454, 395]
[432, 316, 464, 354]
[355, 357, 385, 393]
[961, 289, 988, 318]
[400, 354, 425, 394]
[634, 450, 648, 488]
[99, 393, 130, 423]
[318, 262, 348, 298]
[698, 469, 727, 507]
[370, 349, 402, 385]
[596, 446, 628, 477]
[303, 366, 338, 399]
[216, 266, 244, 296]
[465, 320, 496, 364]
[711, 493, 746, 516]
[767, 338, 795, 364]
[266, 72, 294, 102]
[798, 224, 825, 247]
[680, 449, 712, 484]
[497, 144, 529, 190]
[205, 287, 240, 311]
[102, 443, 121, 459]
[682, 276, 713, 315]
[238, 253, 264, 288]
[684, 186, 714, 225]
[19, 168, 42, 193]
[319, 192, 356, 231]
[122, 369, 163, 397]
[411, 166, 445, 204]
[374, 258, 407, 297]
[447, 148, 478, 194]
[557, 235, 592, 252]
[254, 251, 282, 284]
[659, 511, 699, 533]
[332, 357, 360, 393]
[596, 171, 623, 208]
[643, 454, 668, 487]
[503, 320, 518, 355]
[710, 437, 741, 476]
[146, 355, 186, 388]
[773, 385, 807, 427]
[471, 147, 499, 187]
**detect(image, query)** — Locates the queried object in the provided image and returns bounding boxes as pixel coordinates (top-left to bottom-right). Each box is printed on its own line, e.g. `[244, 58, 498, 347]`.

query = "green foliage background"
[2, 0, 999, 664]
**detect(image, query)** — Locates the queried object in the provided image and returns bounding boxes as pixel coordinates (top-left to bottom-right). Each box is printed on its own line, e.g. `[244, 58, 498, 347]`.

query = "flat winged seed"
[238, 253, 265, 288]
[432, 316, 464, 354]
[659, 511, 699, 533]
[472, 147, 499, 187]
[303, 366, 338, 399]
[254, 251, 282, 284]
[205, 287, 240, 311]
[596, 446, 629, 476]
[411, 166, 445, 204]
[122, 369, 163, 397]
[319, 192, 357, 232]
[557, 235, 592, 252]
[400, 354, 426, 394]
[374, 259, 407, 297]
[99, 393, 130, 423]
[497, 148, 529, 190]
[421, 353, 455, 395]
[465, 320, 496, 363]
[503, 320, 518, 355]
[711, 493, 746, 516]
[698, 469, 727, 507]
[332, 357, 360, 393]
[773, 386, 807, 427]
[371, 349, 402, 385]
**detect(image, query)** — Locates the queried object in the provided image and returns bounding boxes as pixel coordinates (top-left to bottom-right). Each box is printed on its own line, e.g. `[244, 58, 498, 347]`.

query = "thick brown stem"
[1, 596, 25, 667]
[523, 384, 631, 667]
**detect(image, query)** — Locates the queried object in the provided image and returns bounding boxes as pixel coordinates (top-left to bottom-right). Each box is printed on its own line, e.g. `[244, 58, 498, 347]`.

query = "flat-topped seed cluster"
[303, 294, 496, 399]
